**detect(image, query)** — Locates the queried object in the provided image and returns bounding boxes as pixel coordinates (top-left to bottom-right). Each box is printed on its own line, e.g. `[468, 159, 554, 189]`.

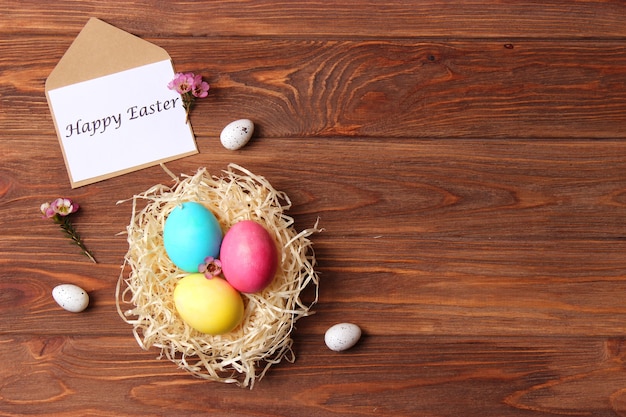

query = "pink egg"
[220, 220, 278, 293]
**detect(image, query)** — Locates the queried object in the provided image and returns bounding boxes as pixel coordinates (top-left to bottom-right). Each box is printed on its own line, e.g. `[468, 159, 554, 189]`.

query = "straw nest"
[116, 164, 320, 388]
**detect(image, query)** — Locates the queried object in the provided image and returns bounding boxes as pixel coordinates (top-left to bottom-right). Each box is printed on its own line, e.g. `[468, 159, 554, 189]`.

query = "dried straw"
[115, 164, 320, 388]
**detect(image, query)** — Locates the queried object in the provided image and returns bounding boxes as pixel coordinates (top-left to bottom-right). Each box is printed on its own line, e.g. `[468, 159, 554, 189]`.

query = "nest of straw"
[116, 164, 320, 388]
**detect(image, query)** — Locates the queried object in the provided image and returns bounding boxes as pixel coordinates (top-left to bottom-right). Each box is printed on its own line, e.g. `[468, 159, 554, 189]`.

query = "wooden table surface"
[3, 1, 626, 416]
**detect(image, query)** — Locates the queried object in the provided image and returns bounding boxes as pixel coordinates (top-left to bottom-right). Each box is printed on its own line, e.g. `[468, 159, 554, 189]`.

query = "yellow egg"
[173, 273, 244, 335]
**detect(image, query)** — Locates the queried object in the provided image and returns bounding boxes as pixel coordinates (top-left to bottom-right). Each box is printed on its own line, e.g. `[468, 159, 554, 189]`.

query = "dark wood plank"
[2, 335, 626, 416]
[3, 235, 626, 338]
[3, 38, 626, 139]
[3, 0, 626, 39]
[4, 139, 626, 239]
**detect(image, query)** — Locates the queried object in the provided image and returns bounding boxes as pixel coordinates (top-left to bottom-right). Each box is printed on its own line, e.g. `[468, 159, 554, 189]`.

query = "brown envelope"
[45, 17, 197, 188]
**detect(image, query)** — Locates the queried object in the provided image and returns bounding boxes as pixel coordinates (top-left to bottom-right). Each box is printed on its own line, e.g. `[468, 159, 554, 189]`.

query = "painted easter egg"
[220, 220, 278, 293]
[173, 273, 244, 335]
[163, 202, 222, 272]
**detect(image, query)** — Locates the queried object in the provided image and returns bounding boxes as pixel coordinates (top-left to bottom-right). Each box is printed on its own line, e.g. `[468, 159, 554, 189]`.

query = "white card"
[47, 60, 197, 187]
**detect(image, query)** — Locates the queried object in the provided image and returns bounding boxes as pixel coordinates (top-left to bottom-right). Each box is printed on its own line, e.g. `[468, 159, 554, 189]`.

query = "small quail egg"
[52, 284, 89, 313]
[324, 323, 362, 352]
[220, 119, 254, 150]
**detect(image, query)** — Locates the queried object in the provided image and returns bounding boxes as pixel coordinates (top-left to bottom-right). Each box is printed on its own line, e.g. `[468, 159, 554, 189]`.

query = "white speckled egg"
[324, 323, 362, 352]
[52, 284, 89, 313]
[220, 119, 254, 150]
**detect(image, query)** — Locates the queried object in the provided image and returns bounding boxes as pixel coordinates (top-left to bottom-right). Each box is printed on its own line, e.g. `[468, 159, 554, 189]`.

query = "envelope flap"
[46, 17, 171, 91]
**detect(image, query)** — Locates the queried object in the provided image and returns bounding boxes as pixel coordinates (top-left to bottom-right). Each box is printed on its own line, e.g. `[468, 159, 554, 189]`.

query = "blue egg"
[163, 202, 222, 272]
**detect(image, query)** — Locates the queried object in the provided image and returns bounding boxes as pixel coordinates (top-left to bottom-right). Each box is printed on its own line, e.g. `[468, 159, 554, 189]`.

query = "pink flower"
[40, 202, 56, 219]
[50, 198, 79, 216]
[167, 72, 195, 94]
[191, 74, 210, 98]
[198, 256, 222, 279]
[167, 72, 210, 121]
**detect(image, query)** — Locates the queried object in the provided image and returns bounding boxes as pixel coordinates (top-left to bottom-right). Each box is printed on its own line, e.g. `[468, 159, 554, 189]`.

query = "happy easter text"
[64, 97, 180, 138]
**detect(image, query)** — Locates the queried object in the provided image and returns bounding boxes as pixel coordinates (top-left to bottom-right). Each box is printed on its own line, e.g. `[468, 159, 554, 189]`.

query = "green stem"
[182, 93, 194, 122]
[55, 216, 97, 263]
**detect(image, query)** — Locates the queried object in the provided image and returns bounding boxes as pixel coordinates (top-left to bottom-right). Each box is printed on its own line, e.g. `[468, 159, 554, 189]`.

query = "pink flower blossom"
[40, 202, 57, 219]
[50, 198, 79, 216]
[167, 72, 210, 120]
[191, 74, 210, 98]
[198, 256, 222, 279]
[167, 72, 195, 94]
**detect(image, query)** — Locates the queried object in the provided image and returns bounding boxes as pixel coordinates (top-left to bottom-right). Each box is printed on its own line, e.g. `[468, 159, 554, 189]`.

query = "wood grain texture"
[2, 1, 626, 416]
[2, 335, 626, 417]
[3, 0, 626, 38]
[4, 38, 626, 139]
[0, 335, 625, 417]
